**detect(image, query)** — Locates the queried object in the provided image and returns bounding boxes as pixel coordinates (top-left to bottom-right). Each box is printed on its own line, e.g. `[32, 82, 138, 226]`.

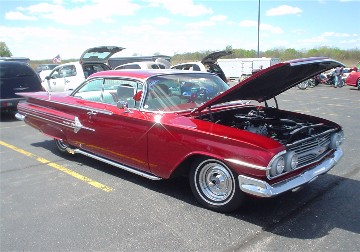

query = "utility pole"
[257, 0, 260, 57]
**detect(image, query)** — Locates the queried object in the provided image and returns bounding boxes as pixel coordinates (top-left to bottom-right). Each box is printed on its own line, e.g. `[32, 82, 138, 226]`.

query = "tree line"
[1, 41, 359, 67]
[170, 46, 359, 66]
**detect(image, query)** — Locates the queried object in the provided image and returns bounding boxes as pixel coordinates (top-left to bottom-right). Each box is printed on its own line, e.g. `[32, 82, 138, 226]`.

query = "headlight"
[270, 156, 285, 177]
[284, 151, 298, 172]
[330, 131, 344, 149]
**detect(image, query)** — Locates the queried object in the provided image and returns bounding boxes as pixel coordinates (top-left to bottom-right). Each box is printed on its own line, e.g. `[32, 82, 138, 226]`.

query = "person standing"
[334, 66, 343, 88]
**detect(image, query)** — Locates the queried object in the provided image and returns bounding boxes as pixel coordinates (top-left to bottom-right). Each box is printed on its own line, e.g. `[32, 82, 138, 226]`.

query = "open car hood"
[194, 57, 345, 113]
[201, 50, 232, 64]
[80, 46, 125, 64]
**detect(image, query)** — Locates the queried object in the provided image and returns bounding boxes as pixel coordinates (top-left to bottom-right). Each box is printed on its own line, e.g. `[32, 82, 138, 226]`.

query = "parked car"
[0, 57, 30, 64]
[115, 61, 168, 70]
[41, 46, 124, 92]
[16, 57, 345, 213]
[0, 61, 42, 113]
[345, 68, 360, 89]
[34, 64, 59, 74]
[171, 51, 231, 83]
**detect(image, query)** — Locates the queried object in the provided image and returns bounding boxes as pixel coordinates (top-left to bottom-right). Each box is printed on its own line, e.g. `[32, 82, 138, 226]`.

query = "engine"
[200, 107, 332, 145]
[232, 109, 331, 144]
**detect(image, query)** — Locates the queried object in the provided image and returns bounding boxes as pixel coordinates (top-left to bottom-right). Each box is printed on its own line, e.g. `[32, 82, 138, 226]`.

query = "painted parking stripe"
[0, 140, 113, 192]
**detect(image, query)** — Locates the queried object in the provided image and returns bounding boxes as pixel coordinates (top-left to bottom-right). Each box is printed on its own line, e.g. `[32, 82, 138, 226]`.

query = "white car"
[170, 51, 231, 83]
[41, 46, 124, 92]
[115, 60, 169, 70]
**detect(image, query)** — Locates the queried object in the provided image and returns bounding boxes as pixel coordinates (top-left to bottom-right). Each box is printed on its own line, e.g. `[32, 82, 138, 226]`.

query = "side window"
[50, 68, 61, 79]
[73, 78, 104, 103]
[62, 65, 77, 77]
[122, 64, 141, 69]
[150, 64, 160, 69]
[73, 78, 142, 107]
[103, 79, 140, 107]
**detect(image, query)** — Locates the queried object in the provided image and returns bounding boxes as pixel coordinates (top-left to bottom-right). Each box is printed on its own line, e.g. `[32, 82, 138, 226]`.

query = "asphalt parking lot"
[1, 84, 359, 251]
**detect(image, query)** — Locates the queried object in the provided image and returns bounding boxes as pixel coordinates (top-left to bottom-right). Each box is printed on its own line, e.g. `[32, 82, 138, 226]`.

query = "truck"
[217, 57, 280, 83]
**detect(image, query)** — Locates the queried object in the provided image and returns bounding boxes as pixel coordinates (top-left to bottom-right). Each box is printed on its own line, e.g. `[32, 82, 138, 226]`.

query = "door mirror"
[117, 101, 131, 113]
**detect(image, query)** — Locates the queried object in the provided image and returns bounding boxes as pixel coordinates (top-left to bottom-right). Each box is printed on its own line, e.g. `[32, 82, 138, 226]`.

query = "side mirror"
[45, 76, 51, 80]
[117, 100, 131, 113]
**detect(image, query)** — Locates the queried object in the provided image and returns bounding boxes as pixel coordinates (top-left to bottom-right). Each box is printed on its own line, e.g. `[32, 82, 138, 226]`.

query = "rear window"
[0, 63, 36, 78]
[117, 64, 141, 69]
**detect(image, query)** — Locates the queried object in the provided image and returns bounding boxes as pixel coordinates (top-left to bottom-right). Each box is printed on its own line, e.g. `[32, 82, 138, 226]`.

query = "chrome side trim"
[72, 148, 162, 181]
[238, 148, 343, 197]
[225, 158, 267, 170]
[25, 97, 113, 116]
[18, 106, 95, 132]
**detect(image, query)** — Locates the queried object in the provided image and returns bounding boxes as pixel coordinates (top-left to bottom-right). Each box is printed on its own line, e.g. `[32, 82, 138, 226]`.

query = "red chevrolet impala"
[16, 57, 345, 212]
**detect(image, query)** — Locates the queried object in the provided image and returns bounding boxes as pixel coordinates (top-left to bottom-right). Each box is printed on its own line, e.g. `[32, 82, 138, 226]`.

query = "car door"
[68, 77, 150, 172]
[42, 64, 79, 91]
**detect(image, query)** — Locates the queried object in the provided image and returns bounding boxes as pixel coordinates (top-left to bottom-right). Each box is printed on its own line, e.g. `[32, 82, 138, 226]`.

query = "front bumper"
[238, 148, 343, 197]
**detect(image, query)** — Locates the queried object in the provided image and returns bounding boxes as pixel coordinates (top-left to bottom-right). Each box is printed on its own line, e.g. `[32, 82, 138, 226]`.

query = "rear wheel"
[54, 139, 71, 155]
[308, 79, 316, 88]
[189, 158, 244, 212]
[297, 81, 308, 90]
[357, 79, 360, 90]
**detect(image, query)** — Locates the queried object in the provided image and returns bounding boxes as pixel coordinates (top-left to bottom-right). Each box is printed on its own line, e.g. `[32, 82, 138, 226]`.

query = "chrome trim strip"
[73, 148, 162, 181]
[225, 158, 267, 170]
[27, 97, 113, 116]
[19, 107, 95, 132]
[20, 106, 74, 124]
[238, 148, 343, 198]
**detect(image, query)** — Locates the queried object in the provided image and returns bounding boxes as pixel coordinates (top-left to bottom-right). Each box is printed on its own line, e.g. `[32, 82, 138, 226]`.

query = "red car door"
[66, 78, 151, 172]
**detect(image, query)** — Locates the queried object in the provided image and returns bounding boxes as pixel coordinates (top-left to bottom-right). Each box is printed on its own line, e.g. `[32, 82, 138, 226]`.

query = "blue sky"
[0, 0, 358, 60]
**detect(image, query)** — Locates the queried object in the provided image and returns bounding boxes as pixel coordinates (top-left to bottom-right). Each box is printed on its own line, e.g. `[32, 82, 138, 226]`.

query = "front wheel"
[189, 158, 244, 212]
[357, 79, 360, 90]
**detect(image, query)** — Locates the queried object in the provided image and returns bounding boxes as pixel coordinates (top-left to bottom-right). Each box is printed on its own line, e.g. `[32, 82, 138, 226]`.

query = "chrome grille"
[288, 133, 331, 167]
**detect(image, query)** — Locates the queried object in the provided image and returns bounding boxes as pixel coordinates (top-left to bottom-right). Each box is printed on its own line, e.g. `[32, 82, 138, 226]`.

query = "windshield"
[143, 73, 229, 112]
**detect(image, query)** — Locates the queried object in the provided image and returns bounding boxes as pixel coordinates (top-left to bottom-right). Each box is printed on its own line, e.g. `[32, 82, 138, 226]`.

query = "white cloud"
[142, 17, 171, 26]
[238, 20, 257, 27]
[146, 0, 213, 16]
[266, 5, 302, 16]
[5, 11, 37, 21]
[299, 32, 358, 45]
[238, 20, 284, 34]
[10, 0, 142, 26]
[210, 15, 228, 22]
[186, 20, 215, 29]
[322, 32, 351, 38]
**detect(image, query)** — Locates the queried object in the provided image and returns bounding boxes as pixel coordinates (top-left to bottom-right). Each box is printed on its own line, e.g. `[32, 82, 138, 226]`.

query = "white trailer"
[218, 57, 280, 82]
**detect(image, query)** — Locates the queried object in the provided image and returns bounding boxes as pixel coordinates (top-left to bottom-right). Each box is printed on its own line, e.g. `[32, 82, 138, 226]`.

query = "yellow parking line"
[0, 140, 113, 192]
[0, 124, 27, 129]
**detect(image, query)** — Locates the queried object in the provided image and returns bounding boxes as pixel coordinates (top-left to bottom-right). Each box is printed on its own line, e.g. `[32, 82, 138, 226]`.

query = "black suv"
[0, 61, 43, 113]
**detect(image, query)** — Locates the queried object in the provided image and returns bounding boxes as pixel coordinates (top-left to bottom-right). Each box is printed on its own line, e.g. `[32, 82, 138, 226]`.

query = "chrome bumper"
[15, 112, 25, 121]
[238, 148, 343, 198]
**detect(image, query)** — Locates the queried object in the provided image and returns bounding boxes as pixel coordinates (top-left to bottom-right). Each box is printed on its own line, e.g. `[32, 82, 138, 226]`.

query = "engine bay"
[198, 106, 333, 145]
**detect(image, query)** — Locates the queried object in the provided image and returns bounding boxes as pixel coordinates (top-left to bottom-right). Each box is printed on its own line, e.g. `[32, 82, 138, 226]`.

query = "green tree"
[0, 42, 12, 57]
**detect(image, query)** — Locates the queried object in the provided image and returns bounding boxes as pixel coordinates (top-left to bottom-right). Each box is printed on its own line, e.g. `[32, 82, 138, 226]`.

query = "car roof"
[0, 60, 29, 66]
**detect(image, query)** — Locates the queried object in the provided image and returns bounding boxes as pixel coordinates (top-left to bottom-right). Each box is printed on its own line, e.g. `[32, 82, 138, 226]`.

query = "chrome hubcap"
[56, 139, 68, 150]
[198, 162, 233, 202]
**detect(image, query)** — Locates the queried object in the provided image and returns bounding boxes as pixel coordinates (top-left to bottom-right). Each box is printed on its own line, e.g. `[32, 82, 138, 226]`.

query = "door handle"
[87, 111, 97, 119]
